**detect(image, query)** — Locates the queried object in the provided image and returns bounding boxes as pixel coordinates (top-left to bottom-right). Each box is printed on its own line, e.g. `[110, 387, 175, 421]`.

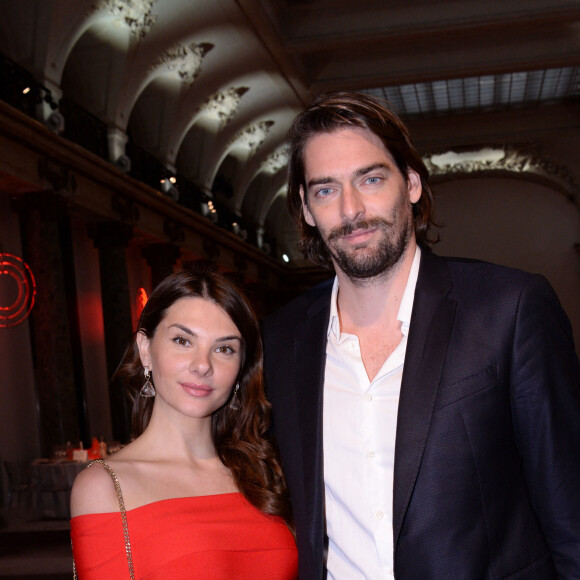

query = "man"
[262, 91, 580, 579]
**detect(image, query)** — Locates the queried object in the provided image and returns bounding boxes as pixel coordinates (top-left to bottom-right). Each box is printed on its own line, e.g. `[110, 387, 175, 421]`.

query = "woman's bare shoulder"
[70, 461, 121, 518]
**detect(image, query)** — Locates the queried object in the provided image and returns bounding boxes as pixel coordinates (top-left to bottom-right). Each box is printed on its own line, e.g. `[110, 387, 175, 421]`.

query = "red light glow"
[136, 287, 148, 320]
[0, 253, 36, 327]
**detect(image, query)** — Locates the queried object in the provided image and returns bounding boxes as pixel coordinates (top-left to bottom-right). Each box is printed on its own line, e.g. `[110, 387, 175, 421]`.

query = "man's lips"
[334, 227, 378, 246]
[180, 383, 213, 397]
[328, 219, 386, 243]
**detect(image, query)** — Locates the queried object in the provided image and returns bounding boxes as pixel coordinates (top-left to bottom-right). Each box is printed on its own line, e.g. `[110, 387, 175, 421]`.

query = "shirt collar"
[328, 246, 422, 340]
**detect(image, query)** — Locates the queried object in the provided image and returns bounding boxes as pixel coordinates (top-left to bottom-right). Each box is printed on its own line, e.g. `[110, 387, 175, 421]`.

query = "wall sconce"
[231, 222, 247, 240]
[201, 200, 218, 223]
[160, 175, 179, 201]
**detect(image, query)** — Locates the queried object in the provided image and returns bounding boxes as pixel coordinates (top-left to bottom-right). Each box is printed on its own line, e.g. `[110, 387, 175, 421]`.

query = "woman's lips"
[180, 383, 213, 397]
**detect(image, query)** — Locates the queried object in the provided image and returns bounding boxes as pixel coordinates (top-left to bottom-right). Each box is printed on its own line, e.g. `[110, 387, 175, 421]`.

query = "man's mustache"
[328, 218, 390, 241]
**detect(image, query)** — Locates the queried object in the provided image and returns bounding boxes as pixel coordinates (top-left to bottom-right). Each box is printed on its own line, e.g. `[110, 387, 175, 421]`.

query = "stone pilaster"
[12, 193, 82, 456]
[89, 221, 133, 443]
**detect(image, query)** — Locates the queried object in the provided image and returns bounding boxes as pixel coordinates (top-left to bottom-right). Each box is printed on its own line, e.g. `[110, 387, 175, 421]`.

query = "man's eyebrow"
[306, 162, 391, 189]
[353, 162, 390, 178]
[306, 176, 334, 189]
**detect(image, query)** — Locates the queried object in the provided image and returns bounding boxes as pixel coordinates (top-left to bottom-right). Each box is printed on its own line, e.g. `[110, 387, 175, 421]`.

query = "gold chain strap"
[72, 459, 135, 579]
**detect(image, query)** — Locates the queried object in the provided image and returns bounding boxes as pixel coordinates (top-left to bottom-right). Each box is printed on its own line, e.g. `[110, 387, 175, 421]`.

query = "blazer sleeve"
[509, 274, 580, 577]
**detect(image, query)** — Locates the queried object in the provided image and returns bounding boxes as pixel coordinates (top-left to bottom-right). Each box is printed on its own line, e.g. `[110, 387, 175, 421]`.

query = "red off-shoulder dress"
[71, 492, 298, 579]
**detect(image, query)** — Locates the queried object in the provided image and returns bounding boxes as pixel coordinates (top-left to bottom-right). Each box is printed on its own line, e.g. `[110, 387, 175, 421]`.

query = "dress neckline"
[71, 491, 243, 520]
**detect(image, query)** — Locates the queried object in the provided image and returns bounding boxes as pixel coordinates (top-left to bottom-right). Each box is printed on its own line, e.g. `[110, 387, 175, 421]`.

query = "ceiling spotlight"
[282, 254, 290, 263]
[22, 87, 31, 95]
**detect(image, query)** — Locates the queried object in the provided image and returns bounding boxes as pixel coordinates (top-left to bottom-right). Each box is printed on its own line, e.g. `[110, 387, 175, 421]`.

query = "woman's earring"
[229, 383, 240, 411]
[140, 368, 156, 397]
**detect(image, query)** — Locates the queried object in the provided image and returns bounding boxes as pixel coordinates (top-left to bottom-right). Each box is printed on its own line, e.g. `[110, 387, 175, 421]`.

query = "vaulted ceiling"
[1, 0, 579, 265]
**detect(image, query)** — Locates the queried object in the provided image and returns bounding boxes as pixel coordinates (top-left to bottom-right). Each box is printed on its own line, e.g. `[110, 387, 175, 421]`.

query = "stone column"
[12, 193, 82, 456]
[89, 221, 133, 443]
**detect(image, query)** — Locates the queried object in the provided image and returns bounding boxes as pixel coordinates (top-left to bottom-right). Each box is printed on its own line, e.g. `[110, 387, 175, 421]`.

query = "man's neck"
[335, 240, 417, 331]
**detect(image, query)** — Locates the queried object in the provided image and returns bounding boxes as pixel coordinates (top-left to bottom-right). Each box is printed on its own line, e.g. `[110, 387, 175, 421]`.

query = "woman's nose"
[190, 349, 212, 375]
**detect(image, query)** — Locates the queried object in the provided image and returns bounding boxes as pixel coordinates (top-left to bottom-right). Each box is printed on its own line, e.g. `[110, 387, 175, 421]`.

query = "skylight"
[363, 67, 580, 117]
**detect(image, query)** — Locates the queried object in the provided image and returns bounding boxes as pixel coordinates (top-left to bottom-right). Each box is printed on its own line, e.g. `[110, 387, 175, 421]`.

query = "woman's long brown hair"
[113, 268, 293, 529]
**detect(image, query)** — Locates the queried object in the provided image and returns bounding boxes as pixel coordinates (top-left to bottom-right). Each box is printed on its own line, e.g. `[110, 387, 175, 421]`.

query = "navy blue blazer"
[263, 251, 580, 580]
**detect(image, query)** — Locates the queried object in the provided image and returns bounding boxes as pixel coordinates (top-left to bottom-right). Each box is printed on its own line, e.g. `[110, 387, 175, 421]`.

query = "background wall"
[434, 176, 580, 351]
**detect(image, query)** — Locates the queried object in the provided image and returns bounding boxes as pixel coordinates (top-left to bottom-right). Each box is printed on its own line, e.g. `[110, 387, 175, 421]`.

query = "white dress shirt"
[323, 247, 421, 579]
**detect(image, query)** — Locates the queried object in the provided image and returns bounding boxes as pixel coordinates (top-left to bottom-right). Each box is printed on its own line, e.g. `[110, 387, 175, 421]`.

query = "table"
[30, 460, 87, 520]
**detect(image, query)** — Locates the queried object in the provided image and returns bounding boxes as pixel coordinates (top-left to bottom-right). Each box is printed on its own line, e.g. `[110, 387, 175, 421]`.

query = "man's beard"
[325, 211, 413, 281]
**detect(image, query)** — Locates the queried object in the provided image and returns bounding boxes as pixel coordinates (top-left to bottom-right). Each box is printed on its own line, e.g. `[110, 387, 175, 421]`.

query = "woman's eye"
[173, 336, 190, 346]
[216, 345, 236, 355]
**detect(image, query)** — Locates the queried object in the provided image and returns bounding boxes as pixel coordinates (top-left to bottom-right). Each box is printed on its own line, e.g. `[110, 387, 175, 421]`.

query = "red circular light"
[0, 254, 36, 327]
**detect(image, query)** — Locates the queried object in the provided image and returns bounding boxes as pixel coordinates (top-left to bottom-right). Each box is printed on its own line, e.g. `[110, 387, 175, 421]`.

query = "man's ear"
[300, 186, 316, 227]
[407, 170, 422, 204]
[136, 331, 151, 369]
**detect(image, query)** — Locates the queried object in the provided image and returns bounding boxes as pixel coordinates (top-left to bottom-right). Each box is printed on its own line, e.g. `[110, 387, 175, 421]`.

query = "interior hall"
[0, 1, 579, 578]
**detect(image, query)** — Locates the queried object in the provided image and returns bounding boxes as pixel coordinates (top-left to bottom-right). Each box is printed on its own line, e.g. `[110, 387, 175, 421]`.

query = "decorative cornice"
[97, 0, 157, 38]
[261, 144, 289, 174]
[423, 145, 578, 202]
[111, 193, 139, 224]
[38, 157, 77, 195]
[230, 120, 274, 156]
[163, 218, 185, 243]
[199, 87, 249, 128]
[155, 42, 213, 85]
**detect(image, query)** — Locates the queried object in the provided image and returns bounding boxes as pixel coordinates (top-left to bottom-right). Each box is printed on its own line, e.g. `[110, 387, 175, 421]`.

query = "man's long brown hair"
[113, 268, 293, 529]
[287, 91, 438, 267]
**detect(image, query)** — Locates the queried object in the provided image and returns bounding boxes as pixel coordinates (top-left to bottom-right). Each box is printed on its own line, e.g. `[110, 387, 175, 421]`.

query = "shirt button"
[365, 393, 372, 401]
[367, 451, 375, 459]
[376, 510, 384, 520]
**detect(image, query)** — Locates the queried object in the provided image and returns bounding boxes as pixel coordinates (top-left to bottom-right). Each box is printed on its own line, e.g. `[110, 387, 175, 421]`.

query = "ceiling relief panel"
[96, 0, 158, 38]
[154, 42, 214, 85]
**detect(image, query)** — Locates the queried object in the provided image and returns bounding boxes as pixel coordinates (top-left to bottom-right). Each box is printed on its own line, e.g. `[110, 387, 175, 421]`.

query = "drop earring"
[140, 367, 156, 397]
[229, 383, 240, 411]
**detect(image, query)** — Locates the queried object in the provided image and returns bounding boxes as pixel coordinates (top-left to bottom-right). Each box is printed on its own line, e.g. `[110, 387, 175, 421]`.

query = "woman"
[70, 269, 297, 579]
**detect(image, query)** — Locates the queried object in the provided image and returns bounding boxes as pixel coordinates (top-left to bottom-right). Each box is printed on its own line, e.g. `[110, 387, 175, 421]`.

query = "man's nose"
[340, 185, 365, 221]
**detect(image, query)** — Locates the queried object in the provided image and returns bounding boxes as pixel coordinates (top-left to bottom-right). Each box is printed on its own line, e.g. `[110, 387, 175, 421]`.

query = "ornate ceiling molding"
[261, 144, 289, 175]
[423, 145, 578, 204]
[97, 0, 157, 38]
[230, 121, 274, 157]
[200, 87, 249, 128]
[155, 42, 214, 85]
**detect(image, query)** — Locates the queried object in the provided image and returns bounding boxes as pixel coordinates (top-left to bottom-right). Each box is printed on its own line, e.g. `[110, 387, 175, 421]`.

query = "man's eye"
[365, 176, 381, 185]
[316, 187, 333, 197]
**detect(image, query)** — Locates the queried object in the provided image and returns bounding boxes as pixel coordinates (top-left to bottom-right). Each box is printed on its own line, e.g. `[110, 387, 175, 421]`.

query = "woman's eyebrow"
[168, 324, 241, 343]
[168, 323, 195, 336]
[215, 335, 242, 343]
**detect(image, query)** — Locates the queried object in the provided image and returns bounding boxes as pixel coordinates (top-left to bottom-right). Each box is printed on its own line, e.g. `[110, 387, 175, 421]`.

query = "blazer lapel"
[393, 252, 456, 546]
